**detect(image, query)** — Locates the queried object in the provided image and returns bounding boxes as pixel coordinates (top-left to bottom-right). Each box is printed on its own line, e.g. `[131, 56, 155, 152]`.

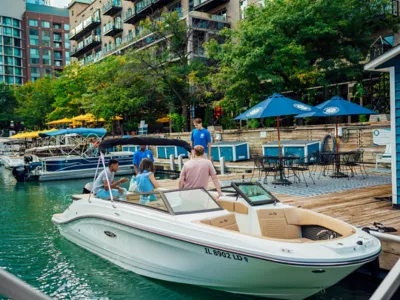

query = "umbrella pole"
[335, 116, 339, 153]
[276, 116, 281, 157]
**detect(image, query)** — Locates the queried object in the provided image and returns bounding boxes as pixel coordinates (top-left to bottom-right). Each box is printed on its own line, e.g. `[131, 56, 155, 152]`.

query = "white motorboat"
[0, 155, 24, 169]
[52, 138, 381, 300]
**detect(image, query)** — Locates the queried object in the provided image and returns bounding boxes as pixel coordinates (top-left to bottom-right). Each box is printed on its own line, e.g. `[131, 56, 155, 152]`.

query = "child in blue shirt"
[136, 158, 159, 204]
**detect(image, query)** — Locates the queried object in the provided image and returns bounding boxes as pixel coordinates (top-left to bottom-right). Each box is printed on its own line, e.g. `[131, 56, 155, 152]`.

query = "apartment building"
[68, 0, 261, 65]
[24, 3, 70, 82]
[0, 0, 70, 85]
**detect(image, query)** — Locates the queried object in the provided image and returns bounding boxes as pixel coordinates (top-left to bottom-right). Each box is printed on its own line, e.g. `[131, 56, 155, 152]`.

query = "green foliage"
[0, 83, 18, 130]
[359, 115, 367, 122]
[248, 119, 260, 129]
[168, 112, 184, 132]
[205, 0, 398, 116]
[14, 77, 55, 129]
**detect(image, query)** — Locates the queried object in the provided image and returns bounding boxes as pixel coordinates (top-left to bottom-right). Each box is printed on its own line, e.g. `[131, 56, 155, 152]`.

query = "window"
[0, 56, 2, 64]
[42, 49, 51, 57]
[41, 21, 50, 28]
[29, 20, 38, 27]
[54, 60, 63, 67]
[240, 0, 248, 19]
[53, 42, 62, 48]
[3, 17, 11, 26]
[4, 47, 13, 56]
[42, 58, 51, 65]
[64, 24, 70, 30]
[116, 36, 122, 47]
[164, 189, 221, 214]
[0, 47, 2, 54]
[42, 31, 51, 47]
[15, 77, 22, 85]
[13, 29, 20, 38]
[4, 56, 13, 65]
[30, 48, 40, 57]
[43, 69, 52, 76]
[5, 66, 13, 75]
[29, 29, 38, 37]
[4, 37, 12, 46]
[54, 51, 62, 59]
[14, 58, 22, 67]
[53, 23, 62, 30]
[14, 38, 21, 47]
[30, 39, 39, 46]
[14, 48, 21, 57]
[31, 67, 40, 75]
[30, 57, 40, 64]
[15, 67, 22, 76]
[0, 36, 2, 45]
[54, 33, 62, 41]
[13, 19, 20, 28]
[5, 76, 14, 84]
[0, 66, 3, 74]
[4, 27, 12, 36]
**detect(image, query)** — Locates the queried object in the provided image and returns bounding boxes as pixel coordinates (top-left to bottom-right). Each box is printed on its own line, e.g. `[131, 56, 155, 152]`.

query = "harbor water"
[0, 166, 398, 300]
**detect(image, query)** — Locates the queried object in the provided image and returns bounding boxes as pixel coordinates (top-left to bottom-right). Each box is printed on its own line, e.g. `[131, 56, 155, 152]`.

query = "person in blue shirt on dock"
[133, 145, 154, 175]
[191, 118, 212, 160]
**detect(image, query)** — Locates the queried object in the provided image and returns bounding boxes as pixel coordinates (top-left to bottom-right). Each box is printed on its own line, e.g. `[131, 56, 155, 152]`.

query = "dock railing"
[370, 259, 400, 300]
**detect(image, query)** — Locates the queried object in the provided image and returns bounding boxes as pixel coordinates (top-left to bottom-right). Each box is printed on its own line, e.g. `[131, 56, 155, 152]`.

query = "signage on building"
[372, 128, 391, 145]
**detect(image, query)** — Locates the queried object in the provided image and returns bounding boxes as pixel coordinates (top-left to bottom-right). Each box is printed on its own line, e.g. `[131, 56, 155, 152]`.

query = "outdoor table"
[263, 155, 299, 185]
[320, 151, 357, 178]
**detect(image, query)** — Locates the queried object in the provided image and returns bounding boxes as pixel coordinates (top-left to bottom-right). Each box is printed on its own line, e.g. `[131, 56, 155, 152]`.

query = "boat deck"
[158, 173, 399, 270]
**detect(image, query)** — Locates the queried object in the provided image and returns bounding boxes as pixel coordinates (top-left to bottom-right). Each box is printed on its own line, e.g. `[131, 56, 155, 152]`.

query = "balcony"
[71, 35, 101, 58]
[191, 17, 231, 32]
[103, 22, 123, 36]
[135, 0, 153, 15]
[102, 0, 122, 16]
[193, 0, 230, 12]
[70, 16, 101, 41]
[370, 37, 393, 61]
[124, 8, 140, 24]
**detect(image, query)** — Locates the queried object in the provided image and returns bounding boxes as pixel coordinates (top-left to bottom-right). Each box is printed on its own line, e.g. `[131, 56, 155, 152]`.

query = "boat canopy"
[98, 137, 191, 153]
[39, 128, 107, 138]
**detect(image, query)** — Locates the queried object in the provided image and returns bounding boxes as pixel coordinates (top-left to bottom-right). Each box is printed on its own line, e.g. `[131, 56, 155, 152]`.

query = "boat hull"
[55, 217, 373, 300]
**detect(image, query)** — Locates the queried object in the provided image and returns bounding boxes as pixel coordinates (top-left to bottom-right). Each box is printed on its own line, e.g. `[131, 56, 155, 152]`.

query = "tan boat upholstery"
[201, 213, 240, 232]
[258, 209, 301, 239]
[234, 202, 248, 214]
[257, 207, 356, 240]
[217, 200, 235, 212]
[216, 200, 249, 215]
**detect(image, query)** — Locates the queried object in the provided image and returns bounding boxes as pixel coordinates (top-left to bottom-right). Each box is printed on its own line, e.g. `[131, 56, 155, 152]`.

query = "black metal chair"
[317, 152, 335, 179]
[342, 151, 366, 179]
[289, 156, 316, 186]
[261, 156, 280, 184]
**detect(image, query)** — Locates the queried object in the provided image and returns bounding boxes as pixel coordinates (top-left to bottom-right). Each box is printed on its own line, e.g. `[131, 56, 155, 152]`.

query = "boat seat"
[257, 209, 301, 239]
[200, 213, 240, 232]
[257, 208, 356, 240]
[216, 200, 249, 215]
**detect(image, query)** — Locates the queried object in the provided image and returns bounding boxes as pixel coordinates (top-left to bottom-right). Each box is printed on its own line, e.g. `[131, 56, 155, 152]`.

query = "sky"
[50, 0, 70, 8]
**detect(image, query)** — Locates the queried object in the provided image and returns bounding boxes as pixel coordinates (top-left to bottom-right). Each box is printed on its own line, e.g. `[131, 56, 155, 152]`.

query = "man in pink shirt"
[178, 145, 223, 197]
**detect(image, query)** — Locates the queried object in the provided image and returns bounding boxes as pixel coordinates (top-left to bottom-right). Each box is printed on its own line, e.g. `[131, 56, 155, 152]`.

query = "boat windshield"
[163, 189, 222, 215]
[231, 182, 278, 206]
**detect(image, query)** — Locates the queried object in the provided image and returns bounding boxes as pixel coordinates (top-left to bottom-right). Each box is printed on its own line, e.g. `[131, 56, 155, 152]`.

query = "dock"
[158, 172, 399, 271]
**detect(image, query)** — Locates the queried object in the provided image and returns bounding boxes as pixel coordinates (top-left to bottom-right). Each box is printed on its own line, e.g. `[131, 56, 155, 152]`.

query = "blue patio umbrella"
[234, 93, 315, 155]
[295, 96, 377, 153]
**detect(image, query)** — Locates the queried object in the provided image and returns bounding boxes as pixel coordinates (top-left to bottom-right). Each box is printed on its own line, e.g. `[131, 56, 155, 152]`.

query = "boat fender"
[320, 134, 337, 152]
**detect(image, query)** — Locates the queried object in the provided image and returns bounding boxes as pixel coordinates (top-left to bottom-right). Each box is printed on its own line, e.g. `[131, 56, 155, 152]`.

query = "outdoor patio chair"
[317, 152, 335, 179]
[288, 156, 316, 187]
[260, 156, 280, 184]
[342, 150, 366, 179]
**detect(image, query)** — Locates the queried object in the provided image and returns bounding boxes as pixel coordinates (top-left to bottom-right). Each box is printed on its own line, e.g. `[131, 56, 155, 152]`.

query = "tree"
[205, 0, 399, 114]
[14, 77, 55, 128]
[0, 83, 18, 131]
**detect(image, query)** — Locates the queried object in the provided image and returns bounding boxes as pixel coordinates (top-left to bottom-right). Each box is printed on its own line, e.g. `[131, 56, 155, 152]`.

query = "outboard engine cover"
[12, 166, 29, 182]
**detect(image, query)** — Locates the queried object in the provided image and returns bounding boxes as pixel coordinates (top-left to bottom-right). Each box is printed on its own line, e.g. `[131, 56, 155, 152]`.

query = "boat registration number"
[204, 247, 248, 262]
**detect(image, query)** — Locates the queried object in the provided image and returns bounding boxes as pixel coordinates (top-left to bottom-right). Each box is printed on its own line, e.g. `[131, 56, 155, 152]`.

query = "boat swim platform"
[158, 173, 398, 271]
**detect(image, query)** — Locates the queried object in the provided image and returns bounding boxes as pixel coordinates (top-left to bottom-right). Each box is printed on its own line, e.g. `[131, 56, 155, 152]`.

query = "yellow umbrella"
[10, 129, 57, 139]
[112, 116, 123, 121]
[72, 113, 95, 121]
[156, 117, 170, 123]
[47, 118, 73, 125]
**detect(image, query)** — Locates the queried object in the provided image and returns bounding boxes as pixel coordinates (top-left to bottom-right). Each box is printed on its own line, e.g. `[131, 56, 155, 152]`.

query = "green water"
[0, 167, 396, 299]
